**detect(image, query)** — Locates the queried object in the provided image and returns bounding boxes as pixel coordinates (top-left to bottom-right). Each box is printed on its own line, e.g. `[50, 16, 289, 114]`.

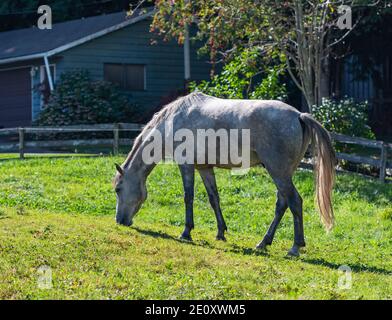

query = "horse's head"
[113, 163, 147, 226]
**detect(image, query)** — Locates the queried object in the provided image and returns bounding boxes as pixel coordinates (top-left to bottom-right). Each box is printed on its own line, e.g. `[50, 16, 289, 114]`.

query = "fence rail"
[0, 123, 391, 182]
[0, 123, 144, 158]
[329, 132, 391, 182]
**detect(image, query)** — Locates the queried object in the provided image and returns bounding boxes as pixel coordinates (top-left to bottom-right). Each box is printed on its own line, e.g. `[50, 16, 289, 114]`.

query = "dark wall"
[331, 10, 392, 139]
[0, 0, 142, 32]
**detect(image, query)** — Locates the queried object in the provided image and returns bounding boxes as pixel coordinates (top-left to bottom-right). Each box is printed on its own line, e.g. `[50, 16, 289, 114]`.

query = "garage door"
[0, 67, 32, 128]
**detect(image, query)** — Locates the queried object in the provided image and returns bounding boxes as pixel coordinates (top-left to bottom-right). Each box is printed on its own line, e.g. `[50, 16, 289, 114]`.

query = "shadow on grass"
[132, 226, 187, 243]
[133, 227, 392, 273]
[301, 258, 392, 276]
[229, 243, 268, 256]
[132, 226, 268, 257]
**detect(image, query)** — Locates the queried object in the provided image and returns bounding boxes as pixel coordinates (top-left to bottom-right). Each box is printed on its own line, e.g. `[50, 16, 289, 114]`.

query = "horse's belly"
[195, 150, 261, 169]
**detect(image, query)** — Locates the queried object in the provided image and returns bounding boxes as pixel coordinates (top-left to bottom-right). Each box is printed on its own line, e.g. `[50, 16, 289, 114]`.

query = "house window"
[104, 63, 145, 91]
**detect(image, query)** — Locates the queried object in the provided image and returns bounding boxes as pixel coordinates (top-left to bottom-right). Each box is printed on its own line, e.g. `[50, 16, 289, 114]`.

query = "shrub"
[311, 97, 375, 139]
[248, 65, 288, 101]
[312, 97, 377, 174]
[189, 49, 287, 101]
[34, 70, 137, 126]
[379, 208, 392, 221]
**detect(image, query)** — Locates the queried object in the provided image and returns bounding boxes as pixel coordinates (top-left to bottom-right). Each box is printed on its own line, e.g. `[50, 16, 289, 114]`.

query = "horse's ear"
[115, 163, 124, 176]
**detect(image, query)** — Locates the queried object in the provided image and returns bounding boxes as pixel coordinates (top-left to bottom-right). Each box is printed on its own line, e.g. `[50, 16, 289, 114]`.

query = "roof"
[0, 8, 155, 65]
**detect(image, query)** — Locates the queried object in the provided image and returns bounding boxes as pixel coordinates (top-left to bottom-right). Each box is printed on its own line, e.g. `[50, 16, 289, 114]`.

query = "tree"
[143, 0, 385, 110]
[190, 48, 288, 101]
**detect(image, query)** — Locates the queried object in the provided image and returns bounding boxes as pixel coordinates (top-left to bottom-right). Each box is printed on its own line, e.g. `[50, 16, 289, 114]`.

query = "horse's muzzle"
[116, 217, 133, 226]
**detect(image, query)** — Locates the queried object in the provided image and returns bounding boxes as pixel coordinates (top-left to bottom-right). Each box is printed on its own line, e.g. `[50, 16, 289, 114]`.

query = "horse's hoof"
[255, 241, 268, 251]
[179, 234, 192, 242]
[216, 235, 226, 241]
[286, 248, 300, 258]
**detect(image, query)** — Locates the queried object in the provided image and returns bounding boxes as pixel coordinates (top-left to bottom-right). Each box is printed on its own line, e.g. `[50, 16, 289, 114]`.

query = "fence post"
[113, 123, 119, 155]
[379, 143, 387, 183]
[19, 128, 25, 160]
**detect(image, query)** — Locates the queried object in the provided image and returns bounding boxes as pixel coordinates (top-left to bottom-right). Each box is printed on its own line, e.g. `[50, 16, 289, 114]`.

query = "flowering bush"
[311, 97, 375, 139]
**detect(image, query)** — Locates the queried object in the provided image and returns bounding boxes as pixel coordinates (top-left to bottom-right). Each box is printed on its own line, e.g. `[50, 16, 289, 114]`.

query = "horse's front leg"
[179, 164, 195, 241]
[198, 167, 227, 241]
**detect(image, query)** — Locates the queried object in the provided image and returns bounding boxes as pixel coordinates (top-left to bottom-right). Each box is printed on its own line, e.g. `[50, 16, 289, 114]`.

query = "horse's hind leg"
[179, 164, 195, 241]
[256, 176, 305, 256]
[198, 167, 227, 240]
[256, 190, 288, 250]
[286, 184, 305, 257]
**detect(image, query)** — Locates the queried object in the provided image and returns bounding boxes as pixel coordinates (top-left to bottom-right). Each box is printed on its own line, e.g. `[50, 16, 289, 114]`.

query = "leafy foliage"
[190, 49, 287, 100]
[311, 97, 375, 139]
[35, 70, 137, 126]
[151, 0, 386, 107]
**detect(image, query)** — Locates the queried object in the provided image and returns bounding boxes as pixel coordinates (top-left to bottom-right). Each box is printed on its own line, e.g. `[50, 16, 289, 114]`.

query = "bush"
[379, 208, 392, 221]
[35, 70, 137, 126]
[380, 208, 392, 221]
[312, 97, 377, 174]
[311, 97, 375, 139]
[189, 49, 287, 101]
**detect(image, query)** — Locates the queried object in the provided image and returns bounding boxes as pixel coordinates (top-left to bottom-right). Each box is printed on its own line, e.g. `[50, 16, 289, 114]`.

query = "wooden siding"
[31, 66, 42, 121]
[340, 55, 392, 137]
[341, 55, 374, 102]
[50, 19, 211, 113]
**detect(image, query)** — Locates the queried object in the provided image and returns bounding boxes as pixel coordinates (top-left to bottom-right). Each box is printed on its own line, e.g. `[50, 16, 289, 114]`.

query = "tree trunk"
[319, 57, 330, 104]
[302, 75, 315, 113]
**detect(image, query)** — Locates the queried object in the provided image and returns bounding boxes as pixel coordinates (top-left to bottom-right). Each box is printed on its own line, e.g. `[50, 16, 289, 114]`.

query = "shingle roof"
[0, 8, 154, 64]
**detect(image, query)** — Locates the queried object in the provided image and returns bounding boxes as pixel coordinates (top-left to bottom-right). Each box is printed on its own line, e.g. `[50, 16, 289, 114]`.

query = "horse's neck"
[126, 139, 158, 181]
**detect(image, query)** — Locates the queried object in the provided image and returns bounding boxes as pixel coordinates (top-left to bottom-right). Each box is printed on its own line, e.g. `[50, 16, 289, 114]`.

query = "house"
[328, 14, 392, 139]
[0, 8, 211, 128]
[331, 54, 392, 138]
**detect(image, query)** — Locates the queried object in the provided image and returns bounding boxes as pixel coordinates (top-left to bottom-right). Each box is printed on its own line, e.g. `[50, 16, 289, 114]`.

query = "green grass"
[0, 154, 391, 299]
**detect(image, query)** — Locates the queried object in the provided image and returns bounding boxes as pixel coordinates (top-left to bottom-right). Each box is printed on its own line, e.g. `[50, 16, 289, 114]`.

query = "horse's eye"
[115, 188, 121, 194]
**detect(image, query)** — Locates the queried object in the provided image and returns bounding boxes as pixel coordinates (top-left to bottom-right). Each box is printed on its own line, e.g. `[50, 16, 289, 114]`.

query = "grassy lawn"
[0, 154, 391, 299]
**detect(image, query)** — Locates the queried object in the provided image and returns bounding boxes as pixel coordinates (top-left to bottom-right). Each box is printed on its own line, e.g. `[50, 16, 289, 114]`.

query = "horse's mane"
[120, 91, 210, 172]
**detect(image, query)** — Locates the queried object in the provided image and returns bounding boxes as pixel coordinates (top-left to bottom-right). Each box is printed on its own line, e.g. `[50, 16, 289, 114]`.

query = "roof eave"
[0, 9, 155, 66]
[0, 52, 46, 65]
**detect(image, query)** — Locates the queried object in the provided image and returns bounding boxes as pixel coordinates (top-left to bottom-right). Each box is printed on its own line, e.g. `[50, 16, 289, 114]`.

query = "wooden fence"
[329, 133, 391, 182]
[0, 123, 144, 158]
[0, 123, 391, 182]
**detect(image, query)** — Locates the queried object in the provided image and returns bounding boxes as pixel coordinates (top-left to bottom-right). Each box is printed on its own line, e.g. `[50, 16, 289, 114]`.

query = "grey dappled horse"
[113, 92, 336, 256]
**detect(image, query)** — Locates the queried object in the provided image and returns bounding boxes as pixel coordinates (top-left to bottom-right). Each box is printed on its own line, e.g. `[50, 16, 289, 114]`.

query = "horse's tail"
[299, 113, 336, 231]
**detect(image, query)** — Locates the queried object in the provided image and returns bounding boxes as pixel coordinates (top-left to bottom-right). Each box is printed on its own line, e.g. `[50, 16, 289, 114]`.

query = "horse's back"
[168, 94, 307, 174]
[187, 97, 303, 142]
[199, 97, 307, 174]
